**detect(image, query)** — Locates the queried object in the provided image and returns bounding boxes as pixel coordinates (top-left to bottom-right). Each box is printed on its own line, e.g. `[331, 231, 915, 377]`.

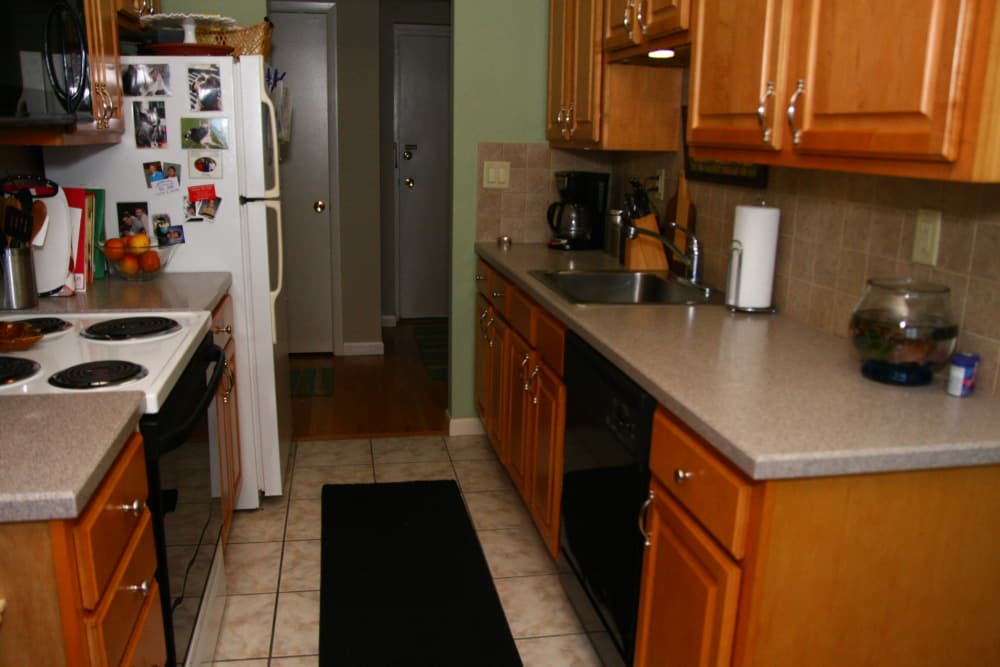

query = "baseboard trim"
[448, 416, 486, 436]
[381, 315, 398, 327]
[342, 341, 385, 356]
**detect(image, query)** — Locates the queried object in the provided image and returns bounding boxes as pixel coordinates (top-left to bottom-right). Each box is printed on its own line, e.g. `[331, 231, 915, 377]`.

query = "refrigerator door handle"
[261, 88, 281, 199]
[264, 199, 284, 344]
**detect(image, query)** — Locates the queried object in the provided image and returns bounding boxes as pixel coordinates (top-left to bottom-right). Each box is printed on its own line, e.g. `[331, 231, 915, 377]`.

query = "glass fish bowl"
[849, 278, 958, 386]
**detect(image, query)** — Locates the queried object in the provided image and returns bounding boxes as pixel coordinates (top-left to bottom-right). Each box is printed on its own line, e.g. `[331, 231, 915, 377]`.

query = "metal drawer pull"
[636, 0, 648, 35]
[674, 468, 693, 483]
[475, 273, 487, 282]
[492, 290, 504, 298]
[787, 79, 805, 145]
[126, 580, 150, 596]
[213, 324, 233, 334]
[757, 81, 775, 143]
[638, 489, 654, 547]
[623, 0, 634, 39]
[119, 499, 145, 515]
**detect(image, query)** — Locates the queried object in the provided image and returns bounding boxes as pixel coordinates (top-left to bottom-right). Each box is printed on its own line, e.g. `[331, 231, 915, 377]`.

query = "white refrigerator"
[45, 55, 291, 510]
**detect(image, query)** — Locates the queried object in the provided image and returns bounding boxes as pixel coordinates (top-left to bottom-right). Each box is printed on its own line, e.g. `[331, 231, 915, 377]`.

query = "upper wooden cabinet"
[604, 0, 691, 54]
[548, 0, 683, 150]
[0, 0, 123, 146]
[689, 0, 1000, 181]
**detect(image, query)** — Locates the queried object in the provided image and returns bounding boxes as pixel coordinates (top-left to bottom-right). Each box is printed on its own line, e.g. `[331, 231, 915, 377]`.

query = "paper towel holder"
[726, 240, 776, 313]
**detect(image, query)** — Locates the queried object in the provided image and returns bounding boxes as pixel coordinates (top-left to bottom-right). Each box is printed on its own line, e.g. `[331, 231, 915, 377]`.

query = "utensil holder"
[1, 246, 39, 309]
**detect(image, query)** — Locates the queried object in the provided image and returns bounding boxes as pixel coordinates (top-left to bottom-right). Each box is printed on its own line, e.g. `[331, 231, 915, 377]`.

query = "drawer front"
[508, 287, 537, 342]
[87, 512, 158, 667]
[535, 308, 565, 376]
[120, 579, 166, 667]
[212, 293, 234, 349]
[490, 271, 511, 317]
[75, 434, 148, 609]
[650, 408, 753, 559]
[475, 259, 491, 297]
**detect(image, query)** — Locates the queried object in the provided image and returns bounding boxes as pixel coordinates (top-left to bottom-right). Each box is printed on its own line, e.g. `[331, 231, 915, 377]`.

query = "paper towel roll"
[726, 205, 780, 310]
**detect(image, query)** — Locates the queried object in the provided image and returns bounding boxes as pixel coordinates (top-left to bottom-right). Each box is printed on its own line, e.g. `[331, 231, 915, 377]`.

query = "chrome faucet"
[618, 219, 703, 286]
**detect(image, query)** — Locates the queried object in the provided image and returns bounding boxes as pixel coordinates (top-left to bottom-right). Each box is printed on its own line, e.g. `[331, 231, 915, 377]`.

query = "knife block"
[624, 214, 669, 271]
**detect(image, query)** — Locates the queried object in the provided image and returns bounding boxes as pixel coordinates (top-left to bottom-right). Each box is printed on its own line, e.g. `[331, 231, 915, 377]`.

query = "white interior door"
[395, 25, 452, 319]
[271, 9, 335, 352]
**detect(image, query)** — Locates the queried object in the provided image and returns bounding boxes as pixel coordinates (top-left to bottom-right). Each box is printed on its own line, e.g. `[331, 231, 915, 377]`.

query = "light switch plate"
[912, 209, 941, 266]
[483, 161, 511, 189]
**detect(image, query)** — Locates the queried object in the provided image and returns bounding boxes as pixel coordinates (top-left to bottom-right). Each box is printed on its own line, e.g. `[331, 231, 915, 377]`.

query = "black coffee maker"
[546, 171, 609, 250]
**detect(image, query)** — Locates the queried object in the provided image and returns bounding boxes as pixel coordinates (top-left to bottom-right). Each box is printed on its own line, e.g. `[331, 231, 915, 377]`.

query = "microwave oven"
[0, 0, 93, 127]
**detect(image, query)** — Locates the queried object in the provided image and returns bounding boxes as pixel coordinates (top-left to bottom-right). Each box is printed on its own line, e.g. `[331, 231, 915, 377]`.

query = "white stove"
[0, 311, 212, 413]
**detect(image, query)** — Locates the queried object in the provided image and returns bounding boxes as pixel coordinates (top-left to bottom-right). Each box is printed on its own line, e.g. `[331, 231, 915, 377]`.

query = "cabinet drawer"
[74, 434, 148, 609]
[535, 308, 565, 376]
[475, 259, 491, 297]
[490, 272, 511, 317]
[508, 287, 537, 342]
[86, 511, 158, 667]
[650, 409, 753, 559]
[212, 293, 234, 349]
[120, 578, 167, 667]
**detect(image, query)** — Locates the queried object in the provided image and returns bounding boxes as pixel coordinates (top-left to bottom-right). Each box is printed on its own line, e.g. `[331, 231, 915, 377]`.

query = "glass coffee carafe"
[849, 278, 958, 386]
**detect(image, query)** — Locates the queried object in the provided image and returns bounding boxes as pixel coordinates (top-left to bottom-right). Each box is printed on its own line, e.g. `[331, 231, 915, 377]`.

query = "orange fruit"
[118, 255, 140, 275]
[127, 233, 151, 253]
[104, 238, 125, 261]
[139, 251, 161, 273]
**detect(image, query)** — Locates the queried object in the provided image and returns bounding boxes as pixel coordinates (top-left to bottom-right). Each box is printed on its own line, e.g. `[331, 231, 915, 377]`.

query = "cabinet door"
[83, 0, 123, 133]
[605, 0, 642, 50]
[641, 0, 691, 40]
[787, 0, 973, 161]
[567, 0, 601, 144]
[474, 297, 491, 420]
[688, 0, 788, 151]
[633, 484, 741, 667]
[224, 341, 242, 523]
[606, 0, 689, 49]
[528, 361, 565, 559]
[548, 0, 571, 141]
[487, 317, 508, 456]
[504, 331, 534, 497]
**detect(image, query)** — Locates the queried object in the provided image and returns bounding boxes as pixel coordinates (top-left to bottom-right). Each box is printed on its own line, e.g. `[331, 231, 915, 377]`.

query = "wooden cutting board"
[624, 213, 669, 270]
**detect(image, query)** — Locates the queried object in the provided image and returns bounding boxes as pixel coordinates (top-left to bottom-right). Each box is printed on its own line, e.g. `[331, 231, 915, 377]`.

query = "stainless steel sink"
[530, 270, 724, 305]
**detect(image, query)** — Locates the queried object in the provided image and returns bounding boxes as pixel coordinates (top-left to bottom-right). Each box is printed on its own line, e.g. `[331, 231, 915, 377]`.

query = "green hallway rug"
[290, 367, 335, 397]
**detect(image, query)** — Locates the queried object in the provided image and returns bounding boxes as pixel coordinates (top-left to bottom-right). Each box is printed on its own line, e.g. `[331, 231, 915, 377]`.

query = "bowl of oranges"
[98, 233, 176, 281]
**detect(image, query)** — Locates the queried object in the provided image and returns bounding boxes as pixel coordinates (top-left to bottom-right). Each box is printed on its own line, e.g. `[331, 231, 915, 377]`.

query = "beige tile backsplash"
[477, 142, 1000, 394]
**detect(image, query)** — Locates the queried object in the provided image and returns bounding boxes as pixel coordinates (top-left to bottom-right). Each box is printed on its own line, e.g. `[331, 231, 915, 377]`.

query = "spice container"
[946, 353, 980, 397]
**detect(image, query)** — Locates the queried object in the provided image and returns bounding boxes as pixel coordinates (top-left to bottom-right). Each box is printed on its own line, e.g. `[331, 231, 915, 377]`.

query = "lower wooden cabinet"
[526, 359, 565, 557]
[503, 329, 534, 496]
[212, 295, 242, 547]
[0, 434, 167, 666]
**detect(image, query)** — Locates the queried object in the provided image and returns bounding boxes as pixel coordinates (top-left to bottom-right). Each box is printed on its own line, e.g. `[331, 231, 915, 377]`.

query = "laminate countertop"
[476, 242, 1000, 480]
[0, 272, 231, 522]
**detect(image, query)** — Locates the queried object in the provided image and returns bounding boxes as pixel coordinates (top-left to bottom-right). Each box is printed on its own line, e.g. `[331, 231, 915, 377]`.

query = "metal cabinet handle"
[126, 580, 150, 596]
[485, 317, 496, 346]
[556, 107, 566, 128]
[520, 354, 532, 390]
[222, 359, 236, 403]
[636, 0, 648, 35]
[213, 324, 233, 335]
[757, 81, 776, 144]
[528, 365, 542, 404]
[475, 273, 487, 282]
[118, 499, 145, 515]
[491, 289, 505, 299]
[638, 489, 654, 547]
[623, 0, 635, 40]
[674, 468, 693, 483]
[565, 105, 575, 138]
[403, 177, 415, 189]
[787, 79, 805, 145]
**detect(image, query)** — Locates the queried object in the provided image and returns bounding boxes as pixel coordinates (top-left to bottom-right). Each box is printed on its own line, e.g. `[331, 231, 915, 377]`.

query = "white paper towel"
[726, 205, 780, 310]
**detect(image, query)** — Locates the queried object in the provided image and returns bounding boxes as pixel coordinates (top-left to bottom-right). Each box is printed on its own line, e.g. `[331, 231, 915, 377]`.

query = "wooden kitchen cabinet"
[526, 352, 565, 557]
[604, 0, 691, 55]
[635, 406, 1000, 666]
[212, 295, 242, 548]
[547, 0, 683, 150]
[504, 329, 534, 497]
[0, 434, 166, 666]
[0, 0, 123, 146]
[689, 0, 1000, 181]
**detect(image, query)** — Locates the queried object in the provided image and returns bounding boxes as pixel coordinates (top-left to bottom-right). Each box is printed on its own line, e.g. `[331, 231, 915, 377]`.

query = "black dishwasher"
[560, 331, 656, 665]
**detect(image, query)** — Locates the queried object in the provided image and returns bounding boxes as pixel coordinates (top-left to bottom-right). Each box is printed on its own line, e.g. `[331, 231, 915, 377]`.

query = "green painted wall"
[450, 0, 548, 421]
[160, 0, 267, 27]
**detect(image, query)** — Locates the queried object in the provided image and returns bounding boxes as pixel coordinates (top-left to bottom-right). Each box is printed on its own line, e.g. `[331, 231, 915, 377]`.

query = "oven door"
[139, 333, 224, 666]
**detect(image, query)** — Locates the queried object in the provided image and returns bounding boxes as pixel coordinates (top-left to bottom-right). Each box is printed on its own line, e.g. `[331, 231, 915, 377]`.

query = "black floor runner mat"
[320, 480, 522, 667]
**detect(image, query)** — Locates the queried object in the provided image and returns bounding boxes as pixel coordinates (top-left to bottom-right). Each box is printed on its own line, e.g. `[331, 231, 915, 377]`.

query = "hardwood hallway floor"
[290, 319, 448, 440]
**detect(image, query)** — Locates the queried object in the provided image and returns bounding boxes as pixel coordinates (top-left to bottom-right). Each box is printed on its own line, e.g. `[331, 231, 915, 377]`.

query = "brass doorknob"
[404, 177, 415, 189]
[313, 200, 326, 212]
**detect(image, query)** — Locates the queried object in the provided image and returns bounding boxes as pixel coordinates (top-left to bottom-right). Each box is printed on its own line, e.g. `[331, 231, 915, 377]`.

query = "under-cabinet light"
[647, 48, 676, 59]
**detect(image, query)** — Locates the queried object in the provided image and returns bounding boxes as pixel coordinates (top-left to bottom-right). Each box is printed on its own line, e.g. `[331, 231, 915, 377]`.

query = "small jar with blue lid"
[946, 352, 980, 397]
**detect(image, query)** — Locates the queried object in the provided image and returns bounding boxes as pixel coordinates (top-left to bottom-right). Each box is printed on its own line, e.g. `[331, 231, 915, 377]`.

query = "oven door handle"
[151, 343, 225, 450]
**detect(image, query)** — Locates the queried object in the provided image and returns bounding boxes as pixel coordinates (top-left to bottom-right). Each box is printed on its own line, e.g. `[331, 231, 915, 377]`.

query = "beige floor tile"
[291, 464, 374, 498]
[228, 497, 289, 544]
[280, 540, 321, 592]
[494, 574, 584, 638]
[559, 570, 605, 633]
[210, 661, 269, 667]
[270, 657, 319, 666]
[374, 461, 456, 482]
[515, 634, 604, 667]
[225, 542, 282, 594]
[295, 439, 371, 468]
[213, 593, 275, 660]
[372, 435, 449, 463]
[445, 434, 497, 461]
[478, 527, 558, 578]
[285, 499, 323, 540]
[271, 590, 321, 657]
[463, 488, 535, 530]
[453, 459, 514, 492]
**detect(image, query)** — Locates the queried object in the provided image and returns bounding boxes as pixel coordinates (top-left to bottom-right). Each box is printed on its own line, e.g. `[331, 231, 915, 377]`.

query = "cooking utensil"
[4, 202, 34, 248]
